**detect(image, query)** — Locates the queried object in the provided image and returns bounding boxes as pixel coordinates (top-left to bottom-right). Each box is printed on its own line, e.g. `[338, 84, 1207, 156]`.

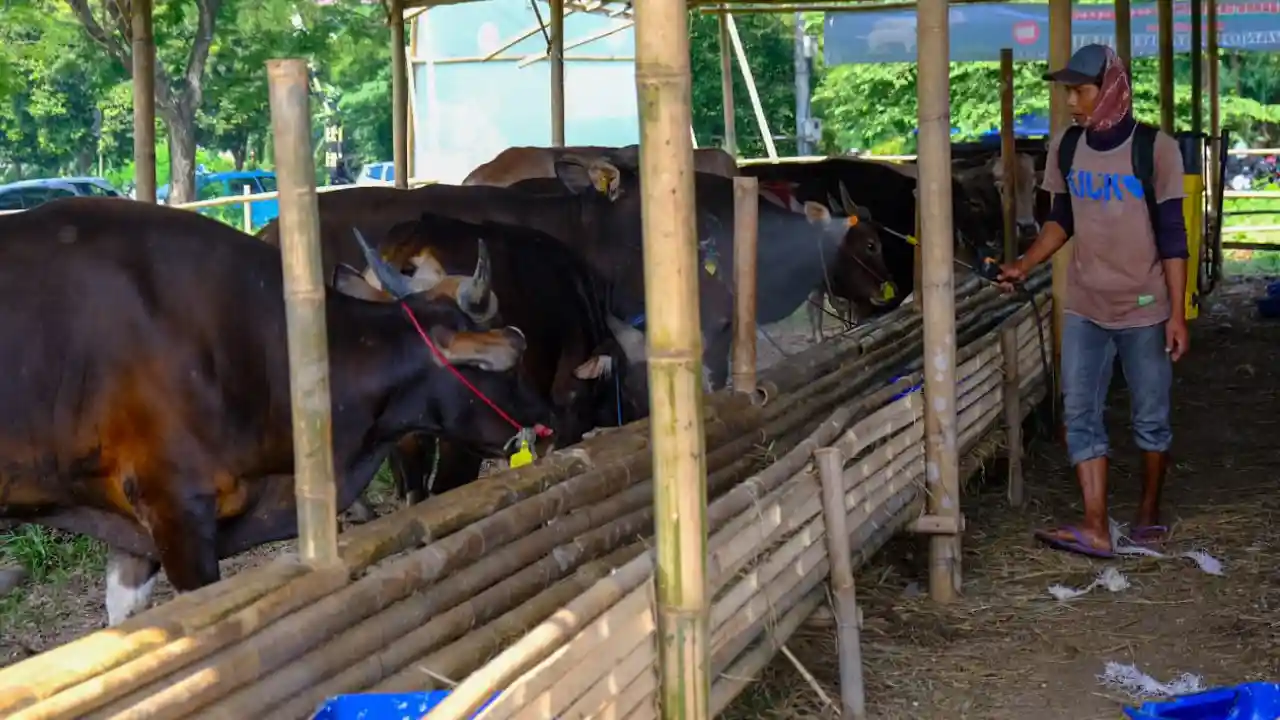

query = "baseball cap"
[1043, 43, 1109, 85]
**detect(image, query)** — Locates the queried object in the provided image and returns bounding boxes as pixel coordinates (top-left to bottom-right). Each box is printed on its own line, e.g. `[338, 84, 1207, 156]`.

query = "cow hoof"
[0, 565, 29, 595]
[343, 500, 377, 525]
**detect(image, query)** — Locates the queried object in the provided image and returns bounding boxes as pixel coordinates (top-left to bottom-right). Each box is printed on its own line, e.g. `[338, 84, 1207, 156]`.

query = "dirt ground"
[724, 275, 1280, 719]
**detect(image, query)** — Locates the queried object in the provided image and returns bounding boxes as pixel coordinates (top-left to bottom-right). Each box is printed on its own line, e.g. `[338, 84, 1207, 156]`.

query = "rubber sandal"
[1126, 524, 1170, 550]
[1034, 526, 1115, 559]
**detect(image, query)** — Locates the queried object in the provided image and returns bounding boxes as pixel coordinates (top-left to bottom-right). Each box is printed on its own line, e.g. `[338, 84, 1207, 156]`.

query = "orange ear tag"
[847, 215, 860, 228]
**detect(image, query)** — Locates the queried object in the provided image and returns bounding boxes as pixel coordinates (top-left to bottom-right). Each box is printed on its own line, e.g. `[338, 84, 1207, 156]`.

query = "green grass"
[0, 525, 106, 584]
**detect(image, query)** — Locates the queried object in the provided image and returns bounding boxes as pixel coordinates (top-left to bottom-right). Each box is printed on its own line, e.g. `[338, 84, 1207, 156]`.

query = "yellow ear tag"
[704, 259, 718, 276]
[509, 439, 535, 469]
[906, 234, 919, 246]
[881, 282, 897, 301]
[593, 174, 613, 195]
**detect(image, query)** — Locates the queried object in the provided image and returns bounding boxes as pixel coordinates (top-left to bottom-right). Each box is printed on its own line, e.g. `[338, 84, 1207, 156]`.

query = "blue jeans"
[1061, 313, 1173, 466]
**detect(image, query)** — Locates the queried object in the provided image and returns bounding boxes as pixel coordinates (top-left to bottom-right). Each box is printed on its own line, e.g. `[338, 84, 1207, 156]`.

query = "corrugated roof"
[404, 1, 890, 18]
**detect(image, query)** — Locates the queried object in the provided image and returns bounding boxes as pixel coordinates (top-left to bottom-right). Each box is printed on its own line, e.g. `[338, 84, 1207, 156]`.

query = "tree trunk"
[161, 105, 199, 205]
[232, 142, 246, 171]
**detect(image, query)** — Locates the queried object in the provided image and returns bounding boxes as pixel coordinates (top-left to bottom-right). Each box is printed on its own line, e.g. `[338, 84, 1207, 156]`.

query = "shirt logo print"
[1065, 169, 1145, 203]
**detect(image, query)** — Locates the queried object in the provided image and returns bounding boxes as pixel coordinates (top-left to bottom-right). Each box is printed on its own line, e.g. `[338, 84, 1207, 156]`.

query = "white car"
[356, 161, 396, 186]
[0, 177, 123, 211]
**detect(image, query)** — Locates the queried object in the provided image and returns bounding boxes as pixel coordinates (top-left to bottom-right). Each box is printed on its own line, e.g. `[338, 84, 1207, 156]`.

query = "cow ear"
[802, 201, 832, 225]
[553, 156, 595, 195]
[573, 354, 614, 380]
[429, 326, 525, 372]
[856, 204, 873, 222]
[333, 263, 391, 302]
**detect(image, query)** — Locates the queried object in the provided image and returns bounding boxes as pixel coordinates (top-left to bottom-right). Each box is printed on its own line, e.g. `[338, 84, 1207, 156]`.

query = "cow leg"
[806, 288, 825, 343]
[388, 432, 436, 506]
[104, 549, 160, 627]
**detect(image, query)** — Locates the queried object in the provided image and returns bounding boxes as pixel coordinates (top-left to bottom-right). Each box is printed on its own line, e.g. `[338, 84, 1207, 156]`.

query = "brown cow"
[461, 145, 739, 186]
[0, 198, 547, 624]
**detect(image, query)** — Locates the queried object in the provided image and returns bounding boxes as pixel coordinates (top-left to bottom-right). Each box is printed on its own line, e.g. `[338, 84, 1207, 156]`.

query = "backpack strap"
[1130, 122, 1160, 236]
[1057, 125, 1085, 200]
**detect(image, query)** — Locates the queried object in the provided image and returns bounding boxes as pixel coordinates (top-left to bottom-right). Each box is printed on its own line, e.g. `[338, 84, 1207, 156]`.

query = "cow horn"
[827, 193, 842, 213]
[459, 237, 493, 315]
[605, 315, 647, 365]
[838, 181, 857, 216]
[353, 228, 412, 300]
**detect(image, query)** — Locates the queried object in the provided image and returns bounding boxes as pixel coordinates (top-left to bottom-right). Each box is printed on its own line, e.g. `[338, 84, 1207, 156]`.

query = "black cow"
[0, 198, 548, 625]
[332, 212, 651, 502]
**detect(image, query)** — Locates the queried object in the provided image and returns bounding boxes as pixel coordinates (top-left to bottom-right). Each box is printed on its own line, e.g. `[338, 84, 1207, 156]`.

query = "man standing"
[998, 43, 1190, 557]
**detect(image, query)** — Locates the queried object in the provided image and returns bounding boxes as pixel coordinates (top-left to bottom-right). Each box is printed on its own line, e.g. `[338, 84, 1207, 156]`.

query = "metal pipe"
[917, 0, 961, 604]
[131, 0, 156, 204]
[794, 12, 812, 156]
[1192, 0, 1203, 134]
[550, 0, 566, 146]
[1158, 0, 1175, 133]
[999, 48, 1025, 508]
[391, 0, 409, 189]
[265, 58, 339, 567]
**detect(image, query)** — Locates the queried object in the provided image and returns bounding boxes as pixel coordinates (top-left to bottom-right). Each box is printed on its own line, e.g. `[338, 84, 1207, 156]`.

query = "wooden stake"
[635, 2, 711, 717]
[1049, 0, 1071, 398]
[391, 0, 409, 189]
[999, 48, 1025, 508]
[814, 448, 867, 720]
[1116, 0, 1132, 71]
[1158, 0, 1175, 134]
[732, 176, 759, 397]
[550, 0, 566, 146]
[131, 0, 156, 204]
[916, 0, 961, 603]
[718, 15, 737, 156]
[266, 59, 339, 566]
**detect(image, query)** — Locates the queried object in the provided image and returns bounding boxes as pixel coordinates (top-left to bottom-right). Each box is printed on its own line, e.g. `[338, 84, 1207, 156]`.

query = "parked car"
[356, 161, 396, 186]
[158, 170, 279, 230]
[0, 176, 123, 211]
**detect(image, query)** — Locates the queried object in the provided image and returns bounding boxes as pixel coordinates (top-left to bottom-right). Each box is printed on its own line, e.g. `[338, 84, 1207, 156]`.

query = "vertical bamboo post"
[550, 0, 566, 146]
[917, 0, 961, 603]
[131, 0, 156, 204]
[242, 184, 253, 233]
[718, 15, 737, 156]
[390, 0, 409, 189]
[635, 3, 710, 719]
[912, 194, 923, 313]
[732, 176, 759, 397]
[266, 59, 339, 567]
[1208, 0, 1220, 214]
[999, 49, 1025, 508]
[1116, 0, 1132, 71]
[407, 15, 419, 181]
[815, 448, 867, 719]
[1192, 0, 1203, 134]
[1049, 0, 1072, 397]
[1158, 0, 1175, 134]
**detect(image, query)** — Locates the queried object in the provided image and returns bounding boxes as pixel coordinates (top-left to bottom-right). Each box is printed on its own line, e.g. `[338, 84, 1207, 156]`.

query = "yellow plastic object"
[1181, 172, 1204, 322]
[508, 439, 535, 469]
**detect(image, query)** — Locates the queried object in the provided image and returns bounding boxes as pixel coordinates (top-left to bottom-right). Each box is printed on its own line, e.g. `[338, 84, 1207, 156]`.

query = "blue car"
[159, 170, 279, 231]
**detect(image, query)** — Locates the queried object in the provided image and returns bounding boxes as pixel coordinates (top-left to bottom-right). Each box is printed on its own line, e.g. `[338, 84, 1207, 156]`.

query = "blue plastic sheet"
[312, 691, 498, 720]
[1124, 682, 1280, 720]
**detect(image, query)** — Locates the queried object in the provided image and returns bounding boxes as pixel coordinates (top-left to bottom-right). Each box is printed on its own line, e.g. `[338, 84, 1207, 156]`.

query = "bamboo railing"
[0, 264, 1053, 719]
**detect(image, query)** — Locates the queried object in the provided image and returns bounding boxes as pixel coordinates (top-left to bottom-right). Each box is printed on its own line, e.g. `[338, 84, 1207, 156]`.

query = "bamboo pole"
[1049, 0, 1071, 395]
[718, 15, 737, 156]
[266, 59, 339, 566]
[814, 448, 867, 720]
[131, 0, 156, 204]
[724, 14, 777, 160]
[999, 48, 1024, 508]
[1116, 0, 1132, 70]
[391, 0, 409, 189]
[1192, 0, 1203, 135]
[916, 0, 961, 603]
[732, 176, 759, 397]
[1158, 0, 1175, 134]
[550, 0, 566, 146]
[635, 3, 710, 717]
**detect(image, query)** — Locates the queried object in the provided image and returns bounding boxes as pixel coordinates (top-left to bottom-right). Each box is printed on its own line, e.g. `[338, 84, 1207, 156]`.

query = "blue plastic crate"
[1123, 682, 1280, 720]
[312, 691, 498, 720]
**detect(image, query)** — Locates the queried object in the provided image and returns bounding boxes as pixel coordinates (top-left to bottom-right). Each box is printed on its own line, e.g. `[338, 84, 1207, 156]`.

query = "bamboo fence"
[0, 268, 1052, 720]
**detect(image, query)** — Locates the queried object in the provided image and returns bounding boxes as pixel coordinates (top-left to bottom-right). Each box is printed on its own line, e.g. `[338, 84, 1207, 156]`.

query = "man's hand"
[996, 262, 1026, 293]
[1165, 317, 1189, 362]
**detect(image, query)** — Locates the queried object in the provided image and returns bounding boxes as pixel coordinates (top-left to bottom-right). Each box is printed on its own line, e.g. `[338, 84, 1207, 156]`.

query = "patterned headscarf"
[1087, 45, 1132, 132]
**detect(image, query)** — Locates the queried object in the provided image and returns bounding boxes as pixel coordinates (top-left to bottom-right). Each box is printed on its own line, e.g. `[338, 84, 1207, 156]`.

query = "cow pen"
[3, 1, 1279, 719]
